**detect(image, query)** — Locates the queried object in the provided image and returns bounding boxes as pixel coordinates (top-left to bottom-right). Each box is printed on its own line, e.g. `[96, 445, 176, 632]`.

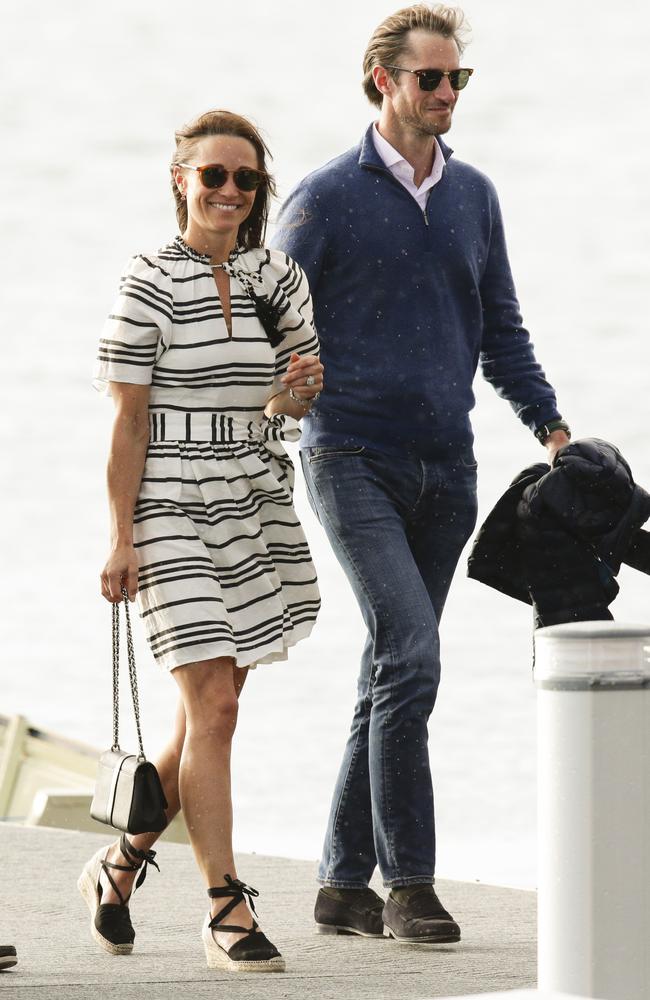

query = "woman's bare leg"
[172, 656, 254, 951]
[233, 662, 248, 697]
[100, 662, 248, 906]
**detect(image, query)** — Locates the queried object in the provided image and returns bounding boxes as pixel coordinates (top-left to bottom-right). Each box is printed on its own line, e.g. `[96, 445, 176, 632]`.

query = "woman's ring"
[306, 375, 316, 386]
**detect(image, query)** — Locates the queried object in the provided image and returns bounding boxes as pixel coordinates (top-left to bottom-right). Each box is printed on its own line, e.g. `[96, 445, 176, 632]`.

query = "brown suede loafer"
[382, 885, 461, 944]
[314, 887, 386, 937]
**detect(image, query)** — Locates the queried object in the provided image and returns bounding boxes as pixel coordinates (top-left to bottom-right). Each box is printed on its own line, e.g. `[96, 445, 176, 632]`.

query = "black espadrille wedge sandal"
[77, 833, 160, 955]
[202, 875, 285, 973]
[0, 945, 17, 971]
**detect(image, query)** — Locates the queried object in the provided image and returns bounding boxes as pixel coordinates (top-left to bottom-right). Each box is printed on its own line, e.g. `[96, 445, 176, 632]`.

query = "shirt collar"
[371, 122, 445, 183]
[359, 121, 453, 171]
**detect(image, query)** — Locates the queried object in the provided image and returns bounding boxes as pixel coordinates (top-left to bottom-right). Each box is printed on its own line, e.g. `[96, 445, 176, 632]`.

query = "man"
[272, 3, 570, 943]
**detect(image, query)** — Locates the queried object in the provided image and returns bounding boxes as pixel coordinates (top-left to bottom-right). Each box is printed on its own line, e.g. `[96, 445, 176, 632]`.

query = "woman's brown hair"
[171, 109, 277, 249]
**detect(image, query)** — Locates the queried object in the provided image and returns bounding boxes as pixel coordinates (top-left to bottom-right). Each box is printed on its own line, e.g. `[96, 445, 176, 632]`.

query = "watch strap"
[535, 419, 571, 444]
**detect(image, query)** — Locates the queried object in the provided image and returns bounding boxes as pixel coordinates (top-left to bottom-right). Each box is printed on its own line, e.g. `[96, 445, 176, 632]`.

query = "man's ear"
[372, 64, 393, 100]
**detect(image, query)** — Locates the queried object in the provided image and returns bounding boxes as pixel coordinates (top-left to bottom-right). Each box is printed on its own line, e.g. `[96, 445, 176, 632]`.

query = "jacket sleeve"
[270, 182, 330, 296]
[478, 188, 562, 434]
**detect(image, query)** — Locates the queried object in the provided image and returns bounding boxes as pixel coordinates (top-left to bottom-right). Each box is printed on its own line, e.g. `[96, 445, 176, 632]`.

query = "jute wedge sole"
[77, 847, 133, 956]
[202, 914, 285, 973]
[316, 922, 386, 938]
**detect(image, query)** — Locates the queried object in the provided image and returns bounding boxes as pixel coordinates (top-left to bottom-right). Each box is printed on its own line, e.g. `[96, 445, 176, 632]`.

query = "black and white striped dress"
[94, 236, 321, 671]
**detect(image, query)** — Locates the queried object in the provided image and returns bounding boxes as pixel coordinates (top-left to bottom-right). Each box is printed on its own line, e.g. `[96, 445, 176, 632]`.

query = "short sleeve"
[265, 251, 319, 399]
[93, 254, 173, 395]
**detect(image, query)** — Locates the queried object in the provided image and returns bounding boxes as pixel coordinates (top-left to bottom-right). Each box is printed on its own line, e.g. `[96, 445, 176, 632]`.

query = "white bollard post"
[534, 621, 650, 1000]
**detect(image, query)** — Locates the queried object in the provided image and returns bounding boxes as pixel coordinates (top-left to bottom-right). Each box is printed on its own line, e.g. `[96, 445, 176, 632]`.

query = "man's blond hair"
[362, 4, 470, 108]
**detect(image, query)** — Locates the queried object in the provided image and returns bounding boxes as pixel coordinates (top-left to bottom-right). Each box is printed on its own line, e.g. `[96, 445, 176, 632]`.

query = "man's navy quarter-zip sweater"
[272, 124, 561, 458]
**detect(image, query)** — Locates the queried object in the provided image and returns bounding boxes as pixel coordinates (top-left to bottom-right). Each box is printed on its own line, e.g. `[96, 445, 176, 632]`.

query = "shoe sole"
[316, 923, 386, 939]
[386, 928, 461, 945]
[77, 850, 134, 956]
[202, 916, 285, 973]
[0, 959, 17, 970]
[203, 945, 286, 973]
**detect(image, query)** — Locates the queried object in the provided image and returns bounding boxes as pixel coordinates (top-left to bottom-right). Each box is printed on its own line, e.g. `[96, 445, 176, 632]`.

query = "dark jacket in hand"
[467, 438, 650, 628]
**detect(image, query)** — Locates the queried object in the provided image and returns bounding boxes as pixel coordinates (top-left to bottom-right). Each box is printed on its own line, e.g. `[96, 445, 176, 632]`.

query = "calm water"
[2, 0, 649, 888]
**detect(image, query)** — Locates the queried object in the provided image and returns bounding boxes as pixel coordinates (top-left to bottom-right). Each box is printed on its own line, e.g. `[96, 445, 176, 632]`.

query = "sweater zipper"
[423, 187, 433, 227]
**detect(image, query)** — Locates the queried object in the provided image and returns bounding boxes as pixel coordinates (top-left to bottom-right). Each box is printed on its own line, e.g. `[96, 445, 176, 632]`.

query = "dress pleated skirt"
[133, 414, 320, 671]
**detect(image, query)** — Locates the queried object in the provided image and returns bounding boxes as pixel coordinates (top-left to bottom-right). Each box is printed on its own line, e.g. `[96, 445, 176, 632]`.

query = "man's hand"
[545, 429, 571, 466]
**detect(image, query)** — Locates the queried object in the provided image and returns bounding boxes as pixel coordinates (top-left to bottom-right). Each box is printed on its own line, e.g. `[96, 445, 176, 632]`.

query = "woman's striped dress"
[94, 236, 320, 671]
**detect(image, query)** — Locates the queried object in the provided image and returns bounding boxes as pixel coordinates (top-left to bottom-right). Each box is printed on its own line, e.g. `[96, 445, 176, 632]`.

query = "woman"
[79, 109, 323, 973]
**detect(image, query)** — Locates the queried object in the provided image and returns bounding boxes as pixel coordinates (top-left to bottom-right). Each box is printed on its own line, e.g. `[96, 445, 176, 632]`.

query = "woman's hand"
[101, 543, 140, 603]
[280, 352, 324, 402]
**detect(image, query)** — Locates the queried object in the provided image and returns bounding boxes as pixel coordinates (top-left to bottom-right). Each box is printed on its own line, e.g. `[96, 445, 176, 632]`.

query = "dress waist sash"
[148, 411, 301, 456]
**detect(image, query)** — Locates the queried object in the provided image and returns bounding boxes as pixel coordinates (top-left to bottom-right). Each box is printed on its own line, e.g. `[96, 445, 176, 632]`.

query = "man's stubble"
[396, 111, 453, 138]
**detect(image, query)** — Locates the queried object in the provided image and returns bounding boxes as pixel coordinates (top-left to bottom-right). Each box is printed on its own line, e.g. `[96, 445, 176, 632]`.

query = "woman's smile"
[206, 200, 242, 212]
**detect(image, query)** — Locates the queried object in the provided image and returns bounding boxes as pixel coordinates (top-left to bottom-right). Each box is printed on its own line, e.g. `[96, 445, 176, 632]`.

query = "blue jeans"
[301, 445, 478, 888]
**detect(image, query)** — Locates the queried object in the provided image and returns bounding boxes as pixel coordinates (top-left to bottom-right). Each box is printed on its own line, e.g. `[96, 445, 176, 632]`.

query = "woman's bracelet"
[289, 386, 321, 409]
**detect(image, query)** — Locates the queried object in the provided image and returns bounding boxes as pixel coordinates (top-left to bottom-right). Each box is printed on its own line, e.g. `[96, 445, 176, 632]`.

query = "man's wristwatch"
[535, 419, 571, 444]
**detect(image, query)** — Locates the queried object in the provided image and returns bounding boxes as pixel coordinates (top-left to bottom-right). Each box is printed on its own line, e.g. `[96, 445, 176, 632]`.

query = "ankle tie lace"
[119, 833, 160, 891]
[208, 874, 260, 932]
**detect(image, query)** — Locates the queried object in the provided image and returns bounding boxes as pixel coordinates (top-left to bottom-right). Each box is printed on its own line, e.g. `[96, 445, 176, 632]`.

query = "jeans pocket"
[306, 445, 366, 464]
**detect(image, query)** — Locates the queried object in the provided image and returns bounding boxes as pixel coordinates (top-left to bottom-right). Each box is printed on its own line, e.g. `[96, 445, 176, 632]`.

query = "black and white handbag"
[90, 588, 168, 834]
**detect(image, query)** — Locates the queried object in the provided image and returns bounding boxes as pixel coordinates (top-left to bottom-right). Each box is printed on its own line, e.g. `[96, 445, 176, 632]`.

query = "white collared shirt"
[371, 122, 444, 211]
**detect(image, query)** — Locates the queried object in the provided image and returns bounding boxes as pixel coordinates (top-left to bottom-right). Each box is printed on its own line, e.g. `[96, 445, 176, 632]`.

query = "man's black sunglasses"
[384, 66, 474, 92]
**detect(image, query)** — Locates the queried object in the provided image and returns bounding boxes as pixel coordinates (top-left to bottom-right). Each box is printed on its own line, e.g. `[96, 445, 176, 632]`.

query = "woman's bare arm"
[101, 382, 150, 602]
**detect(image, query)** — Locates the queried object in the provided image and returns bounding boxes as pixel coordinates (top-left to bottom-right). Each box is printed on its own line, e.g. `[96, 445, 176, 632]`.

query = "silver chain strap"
[111, 586, 146, 760]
